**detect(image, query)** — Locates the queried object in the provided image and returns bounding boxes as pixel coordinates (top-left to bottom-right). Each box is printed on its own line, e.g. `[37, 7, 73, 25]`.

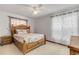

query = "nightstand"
[0, 36, 12, 45]
[68, 36, 79, 55]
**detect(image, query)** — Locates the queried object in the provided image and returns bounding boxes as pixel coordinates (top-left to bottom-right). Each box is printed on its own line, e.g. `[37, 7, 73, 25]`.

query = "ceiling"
[0, 4, 78, 18]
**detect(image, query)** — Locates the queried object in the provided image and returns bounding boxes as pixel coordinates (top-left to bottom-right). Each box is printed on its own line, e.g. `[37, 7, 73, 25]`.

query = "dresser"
[68, 36, 79, 55]
[0, 36, 12, 45]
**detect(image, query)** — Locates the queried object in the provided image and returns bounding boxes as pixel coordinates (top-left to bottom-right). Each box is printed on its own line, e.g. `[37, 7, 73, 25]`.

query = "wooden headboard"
[11, 25, 30, 35]
[9, 16, 30, 36]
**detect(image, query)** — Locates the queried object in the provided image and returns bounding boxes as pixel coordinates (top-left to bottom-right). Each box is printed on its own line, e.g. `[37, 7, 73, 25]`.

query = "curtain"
[52, 12, 78, 45]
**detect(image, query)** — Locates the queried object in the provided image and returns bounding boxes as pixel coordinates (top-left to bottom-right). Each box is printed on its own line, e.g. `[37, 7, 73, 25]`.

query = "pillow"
[16, 29, 28, 34]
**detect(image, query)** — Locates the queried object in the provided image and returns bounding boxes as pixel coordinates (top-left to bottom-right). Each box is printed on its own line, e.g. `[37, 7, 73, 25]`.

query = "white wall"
[34, 16, 52, 41]
[0, 11, 34, 36]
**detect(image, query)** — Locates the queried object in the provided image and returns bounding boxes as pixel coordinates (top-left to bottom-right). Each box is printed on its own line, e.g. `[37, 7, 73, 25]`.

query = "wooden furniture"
[11, 25, 46, 54]
[9, 17, 46, 54]
[0, 36, 12, 45]
[14, 37, 46, 54]
[68, 36, 79, 55]
[11, 25, 31, 36]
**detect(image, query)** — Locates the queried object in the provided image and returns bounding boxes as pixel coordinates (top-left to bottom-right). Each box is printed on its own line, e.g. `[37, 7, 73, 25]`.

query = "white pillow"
[16, 29, 28, 34]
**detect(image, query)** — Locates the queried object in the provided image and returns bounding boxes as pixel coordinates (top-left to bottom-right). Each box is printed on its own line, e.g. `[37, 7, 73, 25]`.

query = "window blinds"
[51, 12, 78, 45]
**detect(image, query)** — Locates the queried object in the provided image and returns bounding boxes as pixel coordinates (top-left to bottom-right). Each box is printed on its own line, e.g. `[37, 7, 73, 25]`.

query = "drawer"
[0, 36, 12, 45]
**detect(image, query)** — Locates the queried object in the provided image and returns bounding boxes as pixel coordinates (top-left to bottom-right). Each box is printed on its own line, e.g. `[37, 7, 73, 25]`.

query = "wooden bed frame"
[11, 25, 46, 54]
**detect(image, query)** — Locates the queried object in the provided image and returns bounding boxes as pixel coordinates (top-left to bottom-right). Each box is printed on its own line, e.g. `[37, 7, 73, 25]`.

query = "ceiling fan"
[31, 4, 42, 15]
[21, 4, 43, 15]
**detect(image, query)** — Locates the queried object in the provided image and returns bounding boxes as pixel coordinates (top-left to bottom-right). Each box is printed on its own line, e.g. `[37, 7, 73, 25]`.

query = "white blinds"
[11, 18, 27, 26]
[52, 12, 78, 45]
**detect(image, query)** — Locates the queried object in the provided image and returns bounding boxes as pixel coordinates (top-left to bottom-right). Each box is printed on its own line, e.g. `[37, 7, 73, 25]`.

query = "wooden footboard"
[13, 38, 28, 52]
[13, 37, 46, 55]
[23, 38, 45, 54]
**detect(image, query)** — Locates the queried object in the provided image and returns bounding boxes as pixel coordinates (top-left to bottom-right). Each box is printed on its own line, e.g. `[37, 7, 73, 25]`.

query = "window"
[9, 16, 28, 26]
[11, 18, 27, 26]
[52, 12, 78, 45]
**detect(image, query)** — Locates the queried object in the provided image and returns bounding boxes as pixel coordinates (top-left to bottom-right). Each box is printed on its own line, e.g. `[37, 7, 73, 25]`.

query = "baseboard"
[46, 40, 68, 47]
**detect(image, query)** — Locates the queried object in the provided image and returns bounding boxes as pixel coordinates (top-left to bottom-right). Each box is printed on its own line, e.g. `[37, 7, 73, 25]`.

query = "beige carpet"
[0, 42, 69, 55]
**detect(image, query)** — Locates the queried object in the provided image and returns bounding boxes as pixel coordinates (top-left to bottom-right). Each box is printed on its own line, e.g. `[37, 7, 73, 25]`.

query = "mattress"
[14, 33, 44, 43]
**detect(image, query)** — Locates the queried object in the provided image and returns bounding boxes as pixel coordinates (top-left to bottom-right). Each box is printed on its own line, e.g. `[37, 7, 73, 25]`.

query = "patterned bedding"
[14, 33, 44, 43]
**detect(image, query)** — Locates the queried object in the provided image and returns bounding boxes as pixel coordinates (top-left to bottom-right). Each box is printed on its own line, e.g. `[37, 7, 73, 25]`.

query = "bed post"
[44, 35, 46, 44]
[22, 40, 28, 55]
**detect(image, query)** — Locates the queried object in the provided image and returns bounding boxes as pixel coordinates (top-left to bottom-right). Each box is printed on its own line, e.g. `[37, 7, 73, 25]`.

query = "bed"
[11, 25, 46, 54]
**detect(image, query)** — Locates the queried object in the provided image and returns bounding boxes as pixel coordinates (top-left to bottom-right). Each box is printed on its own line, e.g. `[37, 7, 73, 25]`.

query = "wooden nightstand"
[0, 36, 12, 45]
[68, 36, 79, 55]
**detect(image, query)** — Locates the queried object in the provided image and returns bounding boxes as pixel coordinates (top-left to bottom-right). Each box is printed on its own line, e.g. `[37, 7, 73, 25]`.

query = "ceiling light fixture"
[33, 10, 39, 15]
[32, 4, 42, 15]
[32, 7, 40, 15]
[21, 4, 43, 15]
